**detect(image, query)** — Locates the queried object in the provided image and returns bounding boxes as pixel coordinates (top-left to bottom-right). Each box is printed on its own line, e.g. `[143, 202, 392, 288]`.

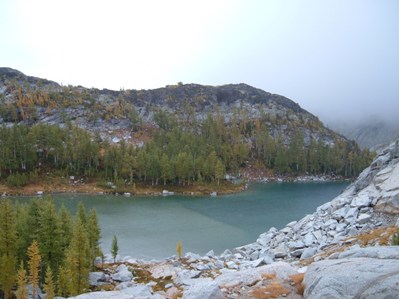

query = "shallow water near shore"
[14, 181, 349, 259]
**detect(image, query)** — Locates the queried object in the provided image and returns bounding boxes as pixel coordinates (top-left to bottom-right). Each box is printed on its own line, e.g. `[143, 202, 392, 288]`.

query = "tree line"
[0, 198, 101, 298]
[0, 114, 373, 189]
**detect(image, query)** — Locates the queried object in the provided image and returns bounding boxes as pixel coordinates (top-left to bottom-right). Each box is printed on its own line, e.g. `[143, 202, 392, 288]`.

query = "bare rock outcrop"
[304, 246, 399, 299]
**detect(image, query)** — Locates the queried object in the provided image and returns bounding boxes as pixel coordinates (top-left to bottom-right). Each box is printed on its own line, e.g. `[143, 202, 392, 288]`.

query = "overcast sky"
[1, 0, 398, 123]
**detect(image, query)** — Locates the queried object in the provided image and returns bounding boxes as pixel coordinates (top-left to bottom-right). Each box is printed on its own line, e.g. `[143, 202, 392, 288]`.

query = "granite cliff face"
[0, 67, 344, 146]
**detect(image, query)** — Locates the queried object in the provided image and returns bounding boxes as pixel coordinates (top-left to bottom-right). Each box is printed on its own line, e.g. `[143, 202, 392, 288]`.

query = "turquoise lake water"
[15, 181, 349, 259]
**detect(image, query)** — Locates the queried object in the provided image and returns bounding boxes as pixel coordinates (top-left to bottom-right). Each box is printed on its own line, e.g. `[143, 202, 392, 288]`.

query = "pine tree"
[160, 153, 171, 185]
[0, 256, 16, 299]
[214, 159, 224, 186]
[65, 218, 90, 296]
[39, 199, 62, 275]
[43, 266, 55, 299]
[87, 208, 101, 270]
[77, 202, 87, 225]
[26, 199, 42, 243]
[16, 262, 28, 299]
[58, 204, 73, 254]
[0, 199, 17, 299]
[57, 266, 68, 298]
[111, 235, 119, 263]
[27, 240, 41, 299]
[14, 204, 31, 263]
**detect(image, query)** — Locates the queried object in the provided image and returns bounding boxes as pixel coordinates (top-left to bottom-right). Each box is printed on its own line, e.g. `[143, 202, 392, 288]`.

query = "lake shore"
[0, 178, 247, 197]
[0, 173, 348, 197]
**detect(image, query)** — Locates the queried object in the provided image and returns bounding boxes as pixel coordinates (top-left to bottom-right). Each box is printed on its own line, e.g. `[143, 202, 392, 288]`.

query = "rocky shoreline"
[46, 140, 399, 298]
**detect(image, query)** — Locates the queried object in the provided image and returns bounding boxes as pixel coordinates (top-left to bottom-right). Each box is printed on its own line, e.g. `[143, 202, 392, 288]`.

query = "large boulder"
[89, 272, 106, 286]
[110, 264, 133, 282]
[216, 261, 297, 287]
[182, 278, 223, 299]
[374, 162, 399, 213]
[333, 245, 399, 260]
[303, 257, 399, 298]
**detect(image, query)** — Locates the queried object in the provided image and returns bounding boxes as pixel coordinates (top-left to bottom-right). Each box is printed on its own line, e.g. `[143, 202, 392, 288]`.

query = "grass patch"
[261, 273, 277, 280]
[354, 226, 397, 246]
[94, 284, 114, 291]
[289, 273, 305, 295]
[251, 281, 290, 299]
[132, 267, 174, 293]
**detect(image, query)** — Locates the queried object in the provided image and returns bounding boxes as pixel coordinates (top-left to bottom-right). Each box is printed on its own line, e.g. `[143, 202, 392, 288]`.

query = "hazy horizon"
[1, 1, 398, 123]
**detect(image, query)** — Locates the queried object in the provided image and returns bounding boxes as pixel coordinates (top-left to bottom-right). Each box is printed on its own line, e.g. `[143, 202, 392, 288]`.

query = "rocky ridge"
[64, 140, 399, 299]
[0, 67, 344, 146]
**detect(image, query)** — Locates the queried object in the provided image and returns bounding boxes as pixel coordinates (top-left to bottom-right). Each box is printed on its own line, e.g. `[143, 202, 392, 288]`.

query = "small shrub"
[6, 172, 29, 187]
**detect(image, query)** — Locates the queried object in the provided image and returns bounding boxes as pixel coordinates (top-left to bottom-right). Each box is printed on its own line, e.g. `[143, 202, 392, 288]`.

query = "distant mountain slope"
[329, 117, 399, 151]
[0, 67, 342, 145]
[0, 67, 373, 182]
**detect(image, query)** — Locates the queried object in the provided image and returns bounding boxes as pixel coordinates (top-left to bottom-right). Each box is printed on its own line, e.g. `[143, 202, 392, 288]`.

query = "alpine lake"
[14, 181, 349, 260]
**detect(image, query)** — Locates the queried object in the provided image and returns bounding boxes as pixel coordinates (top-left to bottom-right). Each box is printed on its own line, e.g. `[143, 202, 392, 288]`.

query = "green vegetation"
[392, 231, 399, 245]
[111, 235, 119, 263]
[0, 76, 375, 191]
[0, 116, 373, 191]
[0, 198, 101, 298]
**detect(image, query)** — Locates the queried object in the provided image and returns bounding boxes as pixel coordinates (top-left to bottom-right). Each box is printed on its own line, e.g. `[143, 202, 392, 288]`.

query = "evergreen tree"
[275, 135, 290, 175]
[122, 148, 137, 184]
[0, 199, 17, 299]
[27, 240, 41, 299]
[111, 235, 119, 263]
[77, 202, 87, 226]
[215, 159, 224, 186]
[65, 218, 90, 296]
[16, 262, 28, 299]
[26, 199, 42, 247]
[14, 203, 31, 263]
[87, 208, 101, 270]
[58, 204, 73, 254]
[39, 199, 62, 274]
[160, 153, 171, 185]
[57, 266, 68, 298]
[0, 256, 16, 299]
[43, 266, 55, 299]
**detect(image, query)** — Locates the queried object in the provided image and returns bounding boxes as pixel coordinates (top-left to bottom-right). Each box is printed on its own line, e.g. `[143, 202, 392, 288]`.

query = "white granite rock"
[110, 264, 133, 282]
[182, 278, 223, 299]
[304, 257, 399, 299]
[89, 272, 106, 286]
